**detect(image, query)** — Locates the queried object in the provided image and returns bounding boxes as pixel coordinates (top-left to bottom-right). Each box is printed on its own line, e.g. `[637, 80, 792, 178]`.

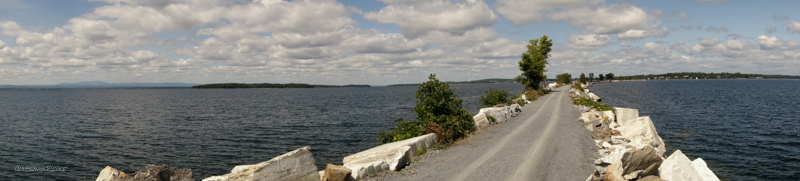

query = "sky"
[0, 0, 799, 85]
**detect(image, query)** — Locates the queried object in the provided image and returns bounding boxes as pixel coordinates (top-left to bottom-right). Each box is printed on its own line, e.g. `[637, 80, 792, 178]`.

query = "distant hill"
[616, 72, 800, 80]
[0, 81, 197, 89]
[388, 78, 517, 87]
[191, 83, 370, 89]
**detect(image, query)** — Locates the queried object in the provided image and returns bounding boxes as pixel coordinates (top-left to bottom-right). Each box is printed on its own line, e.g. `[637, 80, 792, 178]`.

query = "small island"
[191, 83, 370, 89]
[616, 72, 800, 80]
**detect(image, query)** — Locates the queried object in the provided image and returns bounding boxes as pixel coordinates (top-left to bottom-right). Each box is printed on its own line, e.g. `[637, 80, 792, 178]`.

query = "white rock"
[692, 158, 721, 181]
[202, 146, 319, 181]
[473, 112, 490, 128]
[602, 110, 616, 124]
[479, 106, 512, 123]
[96, 166, 127, 181]
[614, 116, 666, 156]
[599, 148, 627, 165]
[343, 133, 436, 180]
[614, 107, 639, 127]
[659, 150, 700, 181]
[588, 92, 601, 102]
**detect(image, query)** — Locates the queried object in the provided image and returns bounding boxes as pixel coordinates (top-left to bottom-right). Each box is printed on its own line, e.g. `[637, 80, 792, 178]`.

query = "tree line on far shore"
[191, 83, 369, 89]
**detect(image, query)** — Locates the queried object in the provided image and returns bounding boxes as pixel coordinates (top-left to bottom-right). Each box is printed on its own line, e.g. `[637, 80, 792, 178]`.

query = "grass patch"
[486, 115, 497, 123]
[572, 97, 612, 111]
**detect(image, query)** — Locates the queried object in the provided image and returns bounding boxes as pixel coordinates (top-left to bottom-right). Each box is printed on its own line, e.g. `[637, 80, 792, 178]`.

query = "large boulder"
[587, 92, 601, 102]
[96, 166, 129, 181]
[613, 107, 638, 127]
[479, 106, 513, 123]
[96, 165, 193, 181]
[621, 145, 663, 180]
[343, 133, 436, 180]
[322, 164, 352, 181]
[614, 116, 666, 156]
[659, 150, 700, 181]
[603, 161, 625, 181]
[692, 158, 721, 181]
[473, 112, 490, 128]
[202, 146, 319, 181]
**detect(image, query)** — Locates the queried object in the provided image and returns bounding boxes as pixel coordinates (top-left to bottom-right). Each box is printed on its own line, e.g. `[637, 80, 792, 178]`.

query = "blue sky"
[0, 0, 798, 85]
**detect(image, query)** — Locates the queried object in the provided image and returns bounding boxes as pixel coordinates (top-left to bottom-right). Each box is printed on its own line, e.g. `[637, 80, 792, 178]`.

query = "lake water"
[0, 83, 523, 180]
[591, 79, 800, 181]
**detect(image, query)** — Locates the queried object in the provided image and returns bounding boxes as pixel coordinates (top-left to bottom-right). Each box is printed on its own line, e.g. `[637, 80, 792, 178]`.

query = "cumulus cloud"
[788, 21, 800, 33]
[620, 42, 631, 47]
[757, 35, 781, 50]
[699, 37, 720, 46]
[363, 0, 497, 38]
[566, 34, 611, 50]
[495, 0, 602, 26]
[550, 3, 653, 34]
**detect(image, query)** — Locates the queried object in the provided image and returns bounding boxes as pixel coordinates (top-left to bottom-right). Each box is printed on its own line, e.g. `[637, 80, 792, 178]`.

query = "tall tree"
[556, 73, 571, 84]
[579, 73, 587, 84]
[605, 73, 614, 81]
[515, 35, 553, 90]
[588, 73, 594, 82]
[599, 74, 605, 81]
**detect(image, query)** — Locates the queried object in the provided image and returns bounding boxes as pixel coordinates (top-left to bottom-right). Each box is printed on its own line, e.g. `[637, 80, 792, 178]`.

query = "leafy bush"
[508, 93, 526, 106]
[572, 97, 612, 111]
[556, 73, 572, 84]
[579, 73, 587, 84]
[525, 88, 548, 101]
[376, 74, 475, 144]
[480, 88, 510, 107]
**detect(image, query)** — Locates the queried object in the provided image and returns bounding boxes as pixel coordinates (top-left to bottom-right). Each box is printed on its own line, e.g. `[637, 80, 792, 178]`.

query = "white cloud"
[620, 42, 630, 47]
[757, 35, 781, 50]
[0, 39, 5, 48]
[699, 37, 720, 47]
[363, 0, 497, 38]
[566, 34, 611, 50]
[725, 40, 745, 51]
[495, 0, 602, 26]
[671, 11, 691, 20]
[788, 21, 800, 33]
[550, 3, 653, 34]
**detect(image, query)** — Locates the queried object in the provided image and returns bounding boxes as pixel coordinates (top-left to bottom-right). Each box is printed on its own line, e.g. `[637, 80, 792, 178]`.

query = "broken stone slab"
[621, 145, 663, 180]
[343, 133, 436, 180]
[202, 146, 318, 181]
[587, 92, 601, 102]
[692, 158, 721, 181]
[613, 107, 638, 127]
[479, 107, 511, 123]
[598, 148, 626, 165]
[614, 116, 666, 156]
[322, 164, 352, 181]
[659, 150, 700, 181]
[473, 112, 490, 128]
[603, 161, 625, 181]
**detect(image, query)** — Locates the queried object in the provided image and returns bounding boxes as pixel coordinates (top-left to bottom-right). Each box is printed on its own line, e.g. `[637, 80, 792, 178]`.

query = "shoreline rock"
[572, 85, 719, 181]
[96, 164, 193, 181]
[202, 146, 318, 181]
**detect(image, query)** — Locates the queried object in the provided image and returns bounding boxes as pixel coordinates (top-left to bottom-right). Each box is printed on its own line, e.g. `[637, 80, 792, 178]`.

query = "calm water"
[0, 83, 522, 180]
[591, 79, 800, 181]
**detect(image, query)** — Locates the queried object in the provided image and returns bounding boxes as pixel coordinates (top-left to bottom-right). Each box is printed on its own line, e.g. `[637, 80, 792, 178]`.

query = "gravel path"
[374, 86, 597, 181]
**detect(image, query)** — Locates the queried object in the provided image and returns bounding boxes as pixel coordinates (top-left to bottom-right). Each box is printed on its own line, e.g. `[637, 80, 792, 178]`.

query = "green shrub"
[572, 97, 612, 111]
[376, 74, 475, 145]
[480, 88, 510, 107]
[508, 93, 527, 106]
[416, 147, 427, 156]
[486, 115, 497, 123]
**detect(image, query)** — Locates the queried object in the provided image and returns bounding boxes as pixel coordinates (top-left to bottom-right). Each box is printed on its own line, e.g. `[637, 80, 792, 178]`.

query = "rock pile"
[473, 104, 522, 128]
[96, 164, 194, 181]
[570, 86, 720, 181]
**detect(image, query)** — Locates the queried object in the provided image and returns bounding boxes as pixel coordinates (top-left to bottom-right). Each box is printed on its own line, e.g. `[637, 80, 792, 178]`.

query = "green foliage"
[588, 73, 594, 82]
[579, 73, 587, 84]
[605, 73, 614, 81]
[376, 74, 475, 145]
[192, 83, 370, 89]
[480, 88, 510, 107]
[416, 147, 427, 156]
[525, 88, 548, 101]
[508, 93, 527, 106]
[486, 115, 497, 123]
[571, 82, 584, 92]
[515, 35, 553, 90]
[556, 73, 572, 84]
[599, 74, 605, 81]
[572, 97, 612, 111]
